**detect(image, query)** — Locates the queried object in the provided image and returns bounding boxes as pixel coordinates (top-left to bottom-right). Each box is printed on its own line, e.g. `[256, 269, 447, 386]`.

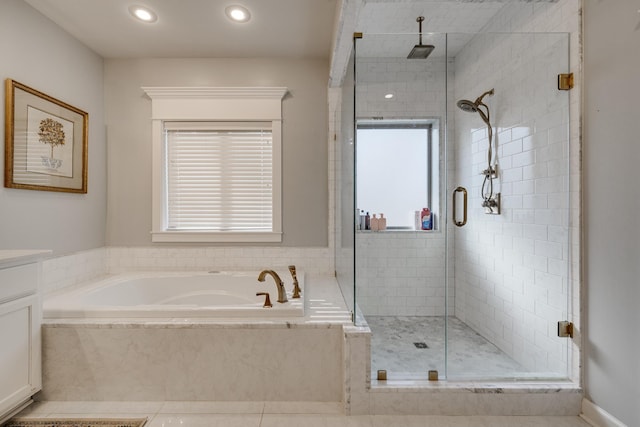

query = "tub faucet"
[257, 269, 288, 303]
[288, 265, 301, 299]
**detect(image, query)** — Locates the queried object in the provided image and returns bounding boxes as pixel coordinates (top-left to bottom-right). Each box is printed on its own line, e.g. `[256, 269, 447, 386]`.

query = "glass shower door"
[446, 32, 572, 380]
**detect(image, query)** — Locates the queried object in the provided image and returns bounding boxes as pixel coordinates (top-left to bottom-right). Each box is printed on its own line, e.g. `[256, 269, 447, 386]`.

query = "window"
[356, 119, 440, 229]
[165, 122, 273, 232]
[143, 87, 287, 242]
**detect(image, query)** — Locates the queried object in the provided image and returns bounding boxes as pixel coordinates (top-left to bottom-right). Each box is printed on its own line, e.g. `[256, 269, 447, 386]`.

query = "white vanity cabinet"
[0, 251, 48, 423]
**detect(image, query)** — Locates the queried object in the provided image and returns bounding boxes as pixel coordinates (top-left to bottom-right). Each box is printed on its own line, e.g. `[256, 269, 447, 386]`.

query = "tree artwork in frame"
[4, 79, 88, 193]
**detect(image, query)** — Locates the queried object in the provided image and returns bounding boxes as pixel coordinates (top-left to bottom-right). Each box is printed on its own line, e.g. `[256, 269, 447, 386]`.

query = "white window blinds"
[165, 122, 273, 232]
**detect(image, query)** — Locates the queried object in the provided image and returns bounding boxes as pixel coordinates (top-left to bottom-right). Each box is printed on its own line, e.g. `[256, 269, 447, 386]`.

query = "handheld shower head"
[456, 89, 494, 113]
[407, 16, 435, 59]
[456, 99, 479, 113]
[457, 89, 498, 210]
[456, 89, 494, 126]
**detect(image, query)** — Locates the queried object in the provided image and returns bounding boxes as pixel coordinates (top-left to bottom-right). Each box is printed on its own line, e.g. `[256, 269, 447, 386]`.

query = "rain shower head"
[408, 44, 435, 59]
[407, 16, 435, 59]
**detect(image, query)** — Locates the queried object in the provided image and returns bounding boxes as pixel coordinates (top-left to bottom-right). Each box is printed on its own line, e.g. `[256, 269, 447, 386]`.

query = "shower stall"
[335, 29, 574, 381]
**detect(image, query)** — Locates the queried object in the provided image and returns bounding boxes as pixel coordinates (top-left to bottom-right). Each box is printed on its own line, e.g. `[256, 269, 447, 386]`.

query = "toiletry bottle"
[379, 213, 387, 231]
[365, 212, 371, 230]
[371, 214, 379, 231]
[421, 208, 432, 230]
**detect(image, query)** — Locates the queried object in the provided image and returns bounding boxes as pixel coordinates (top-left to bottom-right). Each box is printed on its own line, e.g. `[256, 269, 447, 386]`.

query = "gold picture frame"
[4, 79, 88, 193]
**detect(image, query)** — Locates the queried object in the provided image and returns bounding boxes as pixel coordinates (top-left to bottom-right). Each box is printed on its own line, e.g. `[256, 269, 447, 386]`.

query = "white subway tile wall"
[356, 232, 449, 316]
[452, 0, 581, 376]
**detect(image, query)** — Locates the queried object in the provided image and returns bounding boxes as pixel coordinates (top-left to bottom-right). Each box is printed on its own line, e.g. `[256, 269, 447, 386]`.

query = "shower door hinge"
[557, 321, 574, 338]
[557, 73, 574, 90]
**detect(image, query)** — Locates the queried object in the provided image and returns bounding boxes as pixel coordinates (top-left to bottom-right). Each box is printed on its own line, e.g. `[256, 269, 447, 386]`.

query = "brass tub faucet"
[257, 269, 288, 303]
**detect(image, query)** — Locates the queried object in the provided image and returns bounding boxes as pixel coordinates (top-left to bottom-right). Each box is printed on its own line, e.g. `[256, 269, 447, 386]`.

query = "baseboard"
[581, 398, 627, 427]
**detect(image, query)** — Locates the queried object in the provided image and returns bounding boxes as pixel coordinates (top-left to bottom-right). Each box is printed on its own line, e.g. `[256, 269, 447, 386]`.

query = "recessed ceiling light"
[225, 5, 251, 23]
[129, 5, 158, 23]
[384, 93, 394, 99]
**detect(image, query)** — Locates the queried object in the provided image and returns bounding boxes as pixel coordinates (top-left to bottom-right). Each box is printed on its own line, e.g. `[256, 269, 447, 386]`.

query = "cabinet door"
[0, 294, 41, 417]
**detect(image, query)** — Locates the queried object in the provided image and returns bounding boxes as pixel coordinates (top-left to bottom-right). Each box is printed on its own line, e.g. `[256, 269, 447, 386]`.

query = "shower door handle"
[453, 186, 467, 227]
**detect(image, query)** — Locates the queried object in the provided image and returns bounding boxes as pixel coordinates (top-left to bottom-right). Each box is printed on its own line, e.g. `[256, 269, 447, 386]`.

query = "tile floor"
[367, 316, 566, 380]
[12, 401, 594, 427]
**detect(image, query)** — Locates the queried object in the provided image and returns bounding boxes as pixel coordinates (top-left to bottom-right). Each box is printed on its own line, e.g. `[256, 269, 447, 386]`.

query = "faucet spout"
[257, 269, 288, 303]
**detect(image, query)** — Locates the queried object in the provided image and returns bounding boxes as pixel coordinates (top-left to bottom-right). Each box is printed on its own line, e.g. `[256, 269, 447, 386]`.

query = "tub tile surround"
[107, 247, 333, 276]
[41, 247, 108, 295]
[40, 246, 333, 296]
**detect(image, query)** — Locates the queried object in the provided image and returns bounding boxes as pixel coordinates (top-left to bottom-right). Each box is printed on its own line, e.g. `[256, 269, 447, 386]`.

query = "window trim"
[143, 87, 287, 243]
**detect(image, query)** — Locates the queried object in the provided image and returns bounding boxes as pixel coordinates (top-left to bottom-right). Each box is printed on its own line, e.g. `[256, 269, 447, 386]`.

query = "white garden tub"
[43, 270, 304, 318]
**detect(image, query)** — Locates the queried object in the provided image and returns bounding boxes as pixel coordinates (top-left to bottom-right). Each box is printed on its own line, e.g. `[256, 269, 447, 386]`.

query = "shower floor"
[367, 316, 532, 380]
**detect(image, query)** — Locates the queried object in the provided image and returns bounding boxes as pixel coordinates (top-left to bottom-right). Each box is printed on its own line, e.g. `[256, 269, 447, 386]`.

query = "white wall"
[583, 1, 640, 425]
[104, 58, 329, 247]
[453, 0, 581, 376]
[0, 1, 106, 255]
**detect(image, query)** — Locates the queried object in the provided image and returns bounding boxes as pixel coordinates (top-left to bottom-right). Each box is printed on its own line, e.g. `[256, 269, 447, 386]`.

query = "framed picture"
[4, 79, 88, 193]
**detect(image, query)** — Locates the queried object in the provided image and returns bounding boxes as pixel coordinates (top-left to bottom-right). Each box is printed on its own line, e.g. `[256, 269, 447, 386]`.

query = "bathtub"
[43, 270, 304, 318]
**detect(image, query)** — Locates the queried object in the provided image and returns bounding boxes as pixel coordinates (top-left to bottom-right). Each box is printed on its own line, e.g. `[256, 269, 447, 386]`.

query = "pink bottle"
[370, 214, 379, 231]
[379, 213, 387, 231]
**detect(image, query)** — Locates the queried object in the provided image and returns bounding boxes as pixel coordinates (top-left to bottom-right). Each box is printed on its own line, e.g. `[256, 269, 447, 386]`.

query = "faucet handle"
[288, 265, 301, 299]
[288, 265, 297, 279]
[256, 292, 273, 308]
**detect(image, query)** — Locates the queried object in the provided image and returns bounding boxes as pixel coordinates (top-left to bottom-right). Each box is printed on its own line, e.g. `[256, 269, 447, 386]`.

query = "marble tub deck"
[17, 401, 593, 427]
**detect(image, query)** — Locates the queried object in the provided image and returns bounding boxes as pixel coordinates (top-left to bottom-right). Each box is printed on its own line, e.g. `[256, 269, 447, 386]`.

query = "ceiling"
[24, 0, 339, 59]
[354, 1, 507, 58]
[23, 0, 521, 61]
